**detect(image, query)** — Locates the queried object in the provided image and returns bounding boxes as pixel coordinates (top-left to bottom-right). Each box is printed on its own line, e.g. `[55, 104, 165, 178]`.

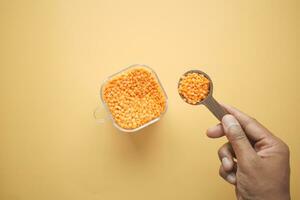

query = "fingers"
[218, 142, 235, 171]
[207, 104, 272, 142]
[207, 124, 224, 138]
[218, 143, 237, 185]
[222, 114, 257, 159]
[221, 104, 254, 127]
[219, 165, 236, 185]
[221, 104, 271, 142]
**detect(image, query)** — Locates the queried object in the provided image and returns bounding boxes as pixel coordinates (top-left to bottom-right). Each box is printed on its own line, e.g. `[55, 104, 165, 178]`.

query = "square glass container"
[100, 64, 168, 133]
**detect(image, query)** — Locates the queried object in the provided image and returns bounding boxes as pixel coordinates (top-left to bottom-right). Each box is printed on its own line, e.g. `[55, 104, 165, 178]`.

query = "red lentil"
[102, 67, 166, 130]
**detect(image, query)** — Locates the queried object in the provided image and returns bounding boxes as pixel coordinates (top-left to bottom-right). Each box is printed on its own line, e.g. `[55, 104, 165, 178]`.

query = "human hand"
[207, 105, 290, 200]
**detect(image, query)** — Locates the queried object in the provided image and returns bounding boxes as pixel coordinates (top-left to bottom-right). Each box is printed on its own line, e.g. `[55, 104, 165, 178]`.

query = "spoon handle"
[203, 97, 228, 121]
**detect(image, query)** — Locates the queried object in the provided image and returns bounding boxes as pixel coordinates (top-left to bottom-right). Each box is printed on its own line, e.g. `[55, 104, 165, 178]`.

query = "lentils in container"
[101, 65, 167, 132]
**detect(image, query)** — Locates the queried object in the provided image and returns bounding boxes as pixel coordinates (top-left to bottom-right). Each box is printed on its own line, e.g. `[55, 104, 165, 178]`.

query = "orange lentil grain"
[102, 67, 166, 130]
[178, 72, 210, 104]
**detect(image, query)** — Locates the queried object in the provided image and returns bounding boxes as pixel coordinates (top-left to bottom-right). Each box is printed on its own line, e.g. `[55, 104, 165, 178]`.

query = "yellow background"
[0, 0, 299, 199]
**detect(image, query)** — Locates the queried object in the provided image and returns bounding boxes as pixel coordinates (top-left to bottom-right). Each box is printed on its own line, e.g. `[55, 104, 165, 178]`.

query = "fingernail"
[222, 115, 239, 130]
[226, 173, 236, 184]
[222, 157, 231, 170]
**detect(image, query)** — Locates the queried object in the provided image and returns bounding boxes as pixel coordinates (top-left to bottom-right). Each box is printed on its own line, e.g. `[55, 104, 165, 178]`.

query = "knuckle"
[227, 124, 242, 133]
[233, 133, 247, 141]
[227, 125, 246, 141]
[274, 137, 290, 155]
[280, 142, 290, 155]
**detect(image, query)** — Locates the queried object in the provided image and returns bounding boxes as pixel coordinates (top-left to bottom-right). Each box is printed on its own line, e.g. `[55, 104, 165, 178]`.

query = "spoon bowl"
[178, 70, 228, 121]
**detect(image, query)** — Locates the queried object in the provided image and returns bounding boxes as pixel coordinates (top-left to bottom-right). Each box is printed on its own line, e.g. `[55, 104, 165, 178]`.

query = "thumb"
[222, 114, 256, 159]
